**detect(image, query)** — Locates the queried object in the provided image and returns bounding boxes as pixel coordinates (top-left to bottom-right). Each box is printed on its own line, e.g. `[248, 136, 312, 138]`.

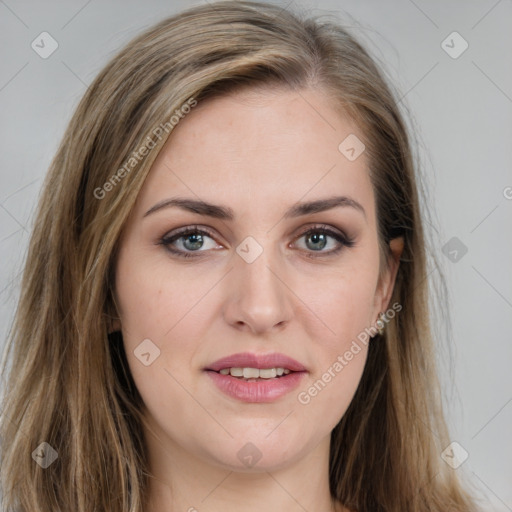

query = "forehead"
[136, 87, 374, 220]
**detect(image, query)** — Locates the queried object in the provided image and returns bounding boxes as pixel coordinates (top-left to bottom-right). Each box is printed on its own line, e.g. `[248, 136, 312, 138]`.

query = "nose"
[223, 243, 294, 335]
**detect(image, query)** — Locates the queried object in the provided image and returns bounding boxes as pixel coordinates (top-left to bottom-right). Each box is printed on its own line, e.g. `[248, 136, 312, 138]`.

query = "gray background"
[0, 0, 511, 509]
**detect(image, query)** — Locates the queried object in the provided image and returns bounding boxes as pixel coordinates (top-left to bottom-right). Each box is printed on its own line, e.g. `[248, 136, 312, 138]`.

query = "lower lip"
[205, 370, 306, 403]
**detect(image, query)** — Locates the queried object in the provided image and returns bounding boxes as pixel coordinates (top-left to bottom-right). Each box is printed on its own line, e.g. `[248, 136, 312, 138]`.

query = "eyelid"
[290, 224, 355, 255]
[159, 223, 355, 258]
[161, 223, 349, 242]
[160, 225, 222, 248]
[292, 223, 348, 240]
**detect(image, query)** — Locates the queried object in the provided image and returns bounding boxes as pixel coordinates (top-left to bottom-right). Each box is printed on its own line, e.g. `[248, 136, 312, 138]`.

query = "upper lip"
[205, 352, 307, 372]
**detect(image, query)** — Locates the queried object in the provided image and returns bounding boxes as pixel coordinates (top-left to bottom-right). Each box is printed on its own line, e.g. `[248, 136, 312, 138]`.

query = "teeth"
[259, 368, 277, 378]
[217, 367, 292, 378]
[243, 367, 260, 379]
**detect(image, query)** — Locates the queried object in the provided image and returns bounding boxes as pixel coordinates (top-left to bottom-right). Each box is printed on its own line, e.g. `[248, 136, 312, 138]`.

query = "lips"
[204, 352, 307, 373]
[204, 352, 308, 403]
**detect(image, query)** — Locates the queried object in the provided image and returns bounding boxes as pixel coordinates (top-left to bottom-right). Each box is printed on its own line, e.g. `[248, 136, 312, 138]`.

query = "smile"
[204, 352, 308, 403]
[217, 367, 292, 379]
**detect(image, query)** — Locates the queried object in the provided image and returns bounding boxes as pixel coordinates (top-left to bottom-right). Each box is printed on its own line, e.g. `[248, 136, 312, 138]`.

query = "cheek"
[297, 344, 368, 430]
[297, 264, 379, 351]
[114, 247, 211, 400]
[114, 257, 201, 439]
[295, 293, 371, 435]
[114, 245, 197, 345]
[292, 258, 378, 413]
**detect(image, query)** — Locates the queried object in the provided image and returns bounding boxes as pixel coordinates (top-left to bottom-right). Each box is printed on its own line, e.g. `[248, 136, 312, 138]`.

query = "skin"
[113, 86, 403, 512]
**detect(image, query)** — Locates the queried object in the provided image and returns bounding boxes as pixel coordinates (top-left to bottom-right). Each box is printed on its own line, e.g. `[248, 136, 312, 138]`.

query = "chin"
[199, 431, 311, 473]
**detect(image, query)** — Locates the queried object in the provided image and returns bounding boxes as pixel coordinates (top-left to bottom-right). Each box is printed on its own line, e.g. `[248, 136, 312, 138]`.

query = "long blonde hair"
[0, 1, 482, 510]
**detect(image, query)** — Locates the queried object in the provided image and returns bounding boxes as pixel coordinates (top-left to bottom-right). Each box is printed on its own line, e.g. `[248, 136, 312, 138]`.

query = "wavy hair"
[0, 1, 482, 511]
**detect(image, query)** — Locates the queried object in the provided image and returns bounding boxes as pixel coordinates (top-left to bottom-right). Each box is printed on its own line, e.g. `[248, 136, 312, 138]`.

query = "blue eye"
[299, 226, 355, 258]
[159, 224, 355, 259]
[159, 226, 219, 258]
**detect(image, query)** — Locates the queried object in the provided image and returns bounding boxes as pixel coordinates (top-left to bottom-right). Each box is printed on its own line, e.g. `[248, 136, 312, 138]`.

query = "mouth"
[205, 351, 307, 373]
[204, 352, 307, 402]
[209, 366, 295, 382]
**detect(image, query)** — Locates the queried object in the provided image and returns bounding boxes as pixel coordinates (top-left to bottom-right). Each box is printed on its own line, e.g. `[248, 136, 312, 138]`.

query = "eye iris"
[183, 233, 204, 251]
[306, 232, 327, 251]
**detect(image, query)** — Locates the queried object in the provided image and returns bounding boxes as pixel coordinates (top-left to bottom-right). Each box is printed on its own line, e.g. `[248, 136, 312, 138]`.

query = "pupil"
[307, 233, 326, 250]
[184, 234, 203, 250]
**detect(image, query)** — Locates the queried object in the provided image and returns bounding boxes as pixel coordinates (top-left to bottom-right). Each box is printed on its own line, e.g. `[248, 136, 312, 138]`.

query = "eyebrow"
[143, 195, 366, 221]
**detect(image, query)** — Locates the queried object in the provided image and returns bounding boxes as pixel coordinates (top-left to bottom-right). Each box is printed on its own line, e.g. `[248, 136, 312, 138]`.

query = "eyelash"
[159, 224, 355, 260]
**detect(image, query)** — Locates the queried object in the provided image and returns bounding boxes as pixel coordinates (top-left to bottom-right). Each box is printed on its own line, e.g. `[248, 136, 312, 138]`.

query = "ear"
[373, 236, 404, 321]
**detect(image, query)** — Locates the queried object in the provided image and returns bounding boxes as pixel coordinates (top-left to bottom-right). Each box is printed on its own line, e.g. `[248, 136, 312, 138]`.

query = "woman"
[0, 1, 483, 511]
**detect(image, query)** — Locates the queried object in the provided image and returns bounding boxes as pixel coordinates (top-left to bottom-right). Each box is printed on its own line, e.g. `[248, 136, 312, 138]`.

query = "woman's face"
[114, 86, 401, 473]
